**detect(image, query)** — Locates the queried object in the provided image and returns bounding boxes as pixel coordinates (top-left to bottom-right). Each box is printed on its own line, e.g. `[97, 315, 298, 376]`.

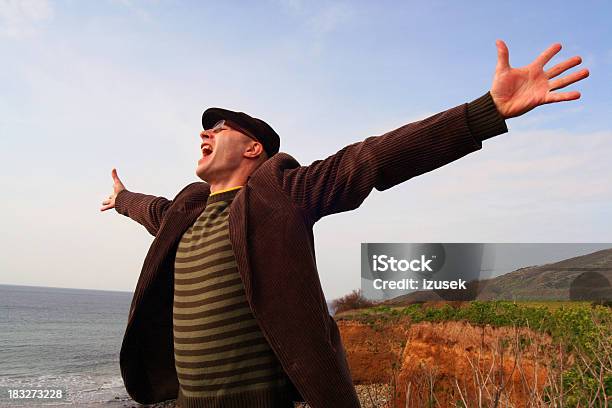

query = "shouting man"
[101, 41, 589, 408]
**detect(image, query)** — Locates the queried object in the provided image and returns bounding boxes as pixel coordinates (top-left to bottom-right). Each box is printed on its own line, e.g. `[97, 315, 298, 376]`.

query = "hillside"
[385, 247, 612, 304]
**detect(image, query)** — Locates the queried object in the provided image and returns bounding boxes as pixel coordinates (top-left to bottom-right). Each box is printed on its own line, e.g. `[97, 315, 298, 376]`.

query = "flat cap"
[202, 108, 280, 157]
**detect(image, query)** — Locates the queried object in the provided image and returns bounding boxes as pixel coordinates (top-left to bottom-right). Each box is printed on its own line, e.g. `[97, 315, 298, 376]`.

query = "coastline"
[78, 384, 390, 407]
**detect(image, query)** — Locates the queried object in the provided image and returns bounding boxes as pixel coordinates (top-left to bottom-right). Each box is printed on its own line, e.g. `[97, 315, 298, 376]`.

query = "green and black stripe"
[173, 186, 292, 408]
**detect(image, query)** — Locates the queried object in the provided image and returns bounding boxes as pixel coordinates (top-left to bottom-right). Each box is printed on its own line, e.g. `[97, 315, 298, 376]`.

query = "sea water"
[0, 284, 336, 407]
[0, 284, 133, 406]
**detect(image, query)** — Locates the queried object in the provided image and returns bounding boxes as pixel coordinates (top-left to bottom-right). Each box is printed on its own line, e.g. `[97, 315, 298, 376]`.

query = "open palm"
[100, 168, 126, 212]
[491, 40, 589, 119]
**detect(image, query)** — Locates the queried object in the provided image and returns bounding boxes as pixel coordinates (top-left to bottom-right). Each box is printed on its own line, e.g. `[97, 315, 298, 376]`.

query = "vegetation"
[331, 289, 378, 315]
[336, 301, 612, 406]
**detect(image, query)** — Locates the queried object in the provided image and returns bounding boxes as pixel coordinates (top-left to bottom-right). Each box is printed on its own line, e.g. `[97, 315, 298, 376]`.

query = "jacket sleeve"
[281, 92, 508, 224]
[113, 182, 201, 236]
[114, 190, 173, 236]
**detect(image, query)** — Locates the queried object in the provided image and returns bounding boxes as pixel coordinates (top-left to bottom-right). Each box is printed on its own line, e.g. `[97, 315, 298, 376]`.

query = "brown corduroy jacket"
[114, 92, 507, 407]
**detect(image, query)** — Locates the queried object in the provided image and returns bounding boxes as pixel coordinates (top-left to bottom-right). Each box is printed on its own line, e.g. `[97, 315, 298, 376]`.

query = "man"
[100, 40, 588, 407]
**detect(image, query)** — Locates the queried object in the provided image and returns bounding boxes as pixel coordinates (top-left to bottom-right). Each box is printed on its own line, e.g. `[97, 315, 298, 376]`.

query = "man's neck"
[209, 177, 248, 195]
[206, 163, 259, 194]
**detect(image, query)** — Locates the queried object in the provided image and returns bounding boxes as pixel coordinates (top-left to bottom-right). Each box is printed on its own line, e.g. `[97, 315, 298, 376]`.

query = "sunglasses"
[208, 120, 258, 142]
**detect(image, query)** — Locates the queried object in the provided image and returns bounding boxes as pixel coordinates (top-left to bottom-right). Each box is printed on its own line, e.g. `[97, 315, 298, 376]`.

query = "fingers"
[112, 168, 121, 185]
[100, 194, 114, 211]
[543, 90, 581, 105]
[103, 170, 122, 212]
[495, 39, 510, 71]
[546, 56, 583, 79]
[534, 43, 562, 68]
[549, 68, 590, 91]
[100, 199, 114, 211]
[111, 167, 126, 193]
[100, 203, 114, 212]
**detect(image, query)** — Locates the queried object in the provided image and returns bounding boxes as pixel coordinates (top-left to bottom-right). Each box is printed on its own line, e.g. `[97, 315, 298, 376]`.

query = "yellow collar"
[209, 185, 243, 196]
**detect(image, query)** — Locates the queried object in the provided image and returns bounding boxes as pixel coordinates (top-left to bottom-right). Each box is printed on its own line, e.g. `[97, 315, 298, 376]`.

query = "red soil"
[338, 318, 552, 408]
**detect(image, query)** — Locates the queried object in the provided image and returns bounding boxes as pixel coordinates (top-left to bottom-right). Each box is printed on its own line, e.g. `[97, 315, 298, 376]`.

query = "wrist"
[114, 189, 129, 213]
[466, 91, 509, 142]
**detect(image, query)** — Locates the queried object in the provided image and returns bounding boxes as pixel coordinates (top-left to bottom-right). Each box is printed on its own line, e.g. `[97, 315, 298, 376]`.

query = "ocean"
[0, 284, 336, 407]
[0, 284, 134, 407]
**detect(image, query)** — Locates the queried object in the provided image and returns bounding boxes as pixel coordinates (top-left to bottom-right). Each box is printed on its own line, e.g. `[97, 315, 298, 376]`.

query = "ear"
[243, 140, 265, 159]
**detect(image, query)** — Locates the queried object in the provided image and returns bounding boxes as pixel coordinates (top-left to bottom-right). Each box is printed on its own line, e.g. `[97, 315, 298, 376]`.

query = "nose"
[200, 129, 214, 141]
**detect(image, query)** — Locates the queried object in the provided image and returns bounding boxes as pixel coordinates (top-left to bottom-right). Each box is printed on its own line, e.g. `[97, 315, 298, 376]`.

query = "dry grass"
[340, 310, 612, 408]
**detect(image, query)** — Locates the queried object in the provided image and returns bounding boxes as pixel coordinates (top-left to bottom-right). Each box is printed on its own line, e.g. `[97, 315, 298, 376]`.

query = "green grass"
[509, 300, 593, 310]
[338, 301, 610, 344]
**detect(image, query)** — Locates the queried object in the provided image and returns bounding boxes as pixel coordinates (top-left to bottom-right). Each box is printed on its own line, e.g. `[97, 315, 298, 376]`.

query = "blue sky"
[1, 0, 611, 299]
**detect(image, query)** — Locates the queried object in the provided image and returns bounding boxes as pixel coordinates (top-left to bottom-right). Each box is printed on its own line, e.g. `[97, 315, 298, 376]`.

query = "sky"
[1, 0, 611, 300]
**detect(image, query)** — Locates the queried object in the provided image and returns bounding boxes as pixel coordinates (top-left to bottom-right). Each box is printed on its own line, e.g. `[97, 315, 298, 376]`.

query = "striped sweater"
[173, 186, 294, 408]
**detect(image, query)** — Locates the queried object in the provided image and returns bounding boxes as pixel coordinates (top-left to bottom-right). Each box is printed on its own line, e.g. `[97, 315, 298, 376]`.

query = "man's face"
[196, 120, 254, 182]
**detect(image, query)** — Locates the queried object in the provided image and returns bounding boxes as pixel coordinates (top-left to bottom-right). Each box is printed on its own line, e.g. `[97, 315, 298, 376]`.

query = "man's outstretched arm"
[282, 92, 505, 224]
[282, 40, 589, 224]
[100, 168, 172, 236]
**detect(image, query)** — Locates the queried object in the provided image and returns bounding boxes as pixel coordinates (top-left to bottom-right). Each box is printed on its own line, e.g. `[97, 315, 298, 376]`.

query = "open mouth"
[201, 143, 213, 157]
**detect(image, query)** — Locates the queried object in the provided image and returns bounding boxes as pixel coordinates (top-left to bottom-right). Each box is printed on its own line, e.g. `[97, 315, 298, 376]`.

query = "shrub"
[331, 289, 377, 314]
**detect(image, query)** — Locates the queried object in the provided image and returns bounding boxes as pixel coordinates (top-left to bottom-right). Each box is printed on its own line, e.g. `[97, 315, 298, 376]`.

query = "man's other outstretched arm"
[282, 92, 506, 224]
[281, 40, 589, 224]
[100, 168, 176, 236]
[114, 190, 173, 236]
